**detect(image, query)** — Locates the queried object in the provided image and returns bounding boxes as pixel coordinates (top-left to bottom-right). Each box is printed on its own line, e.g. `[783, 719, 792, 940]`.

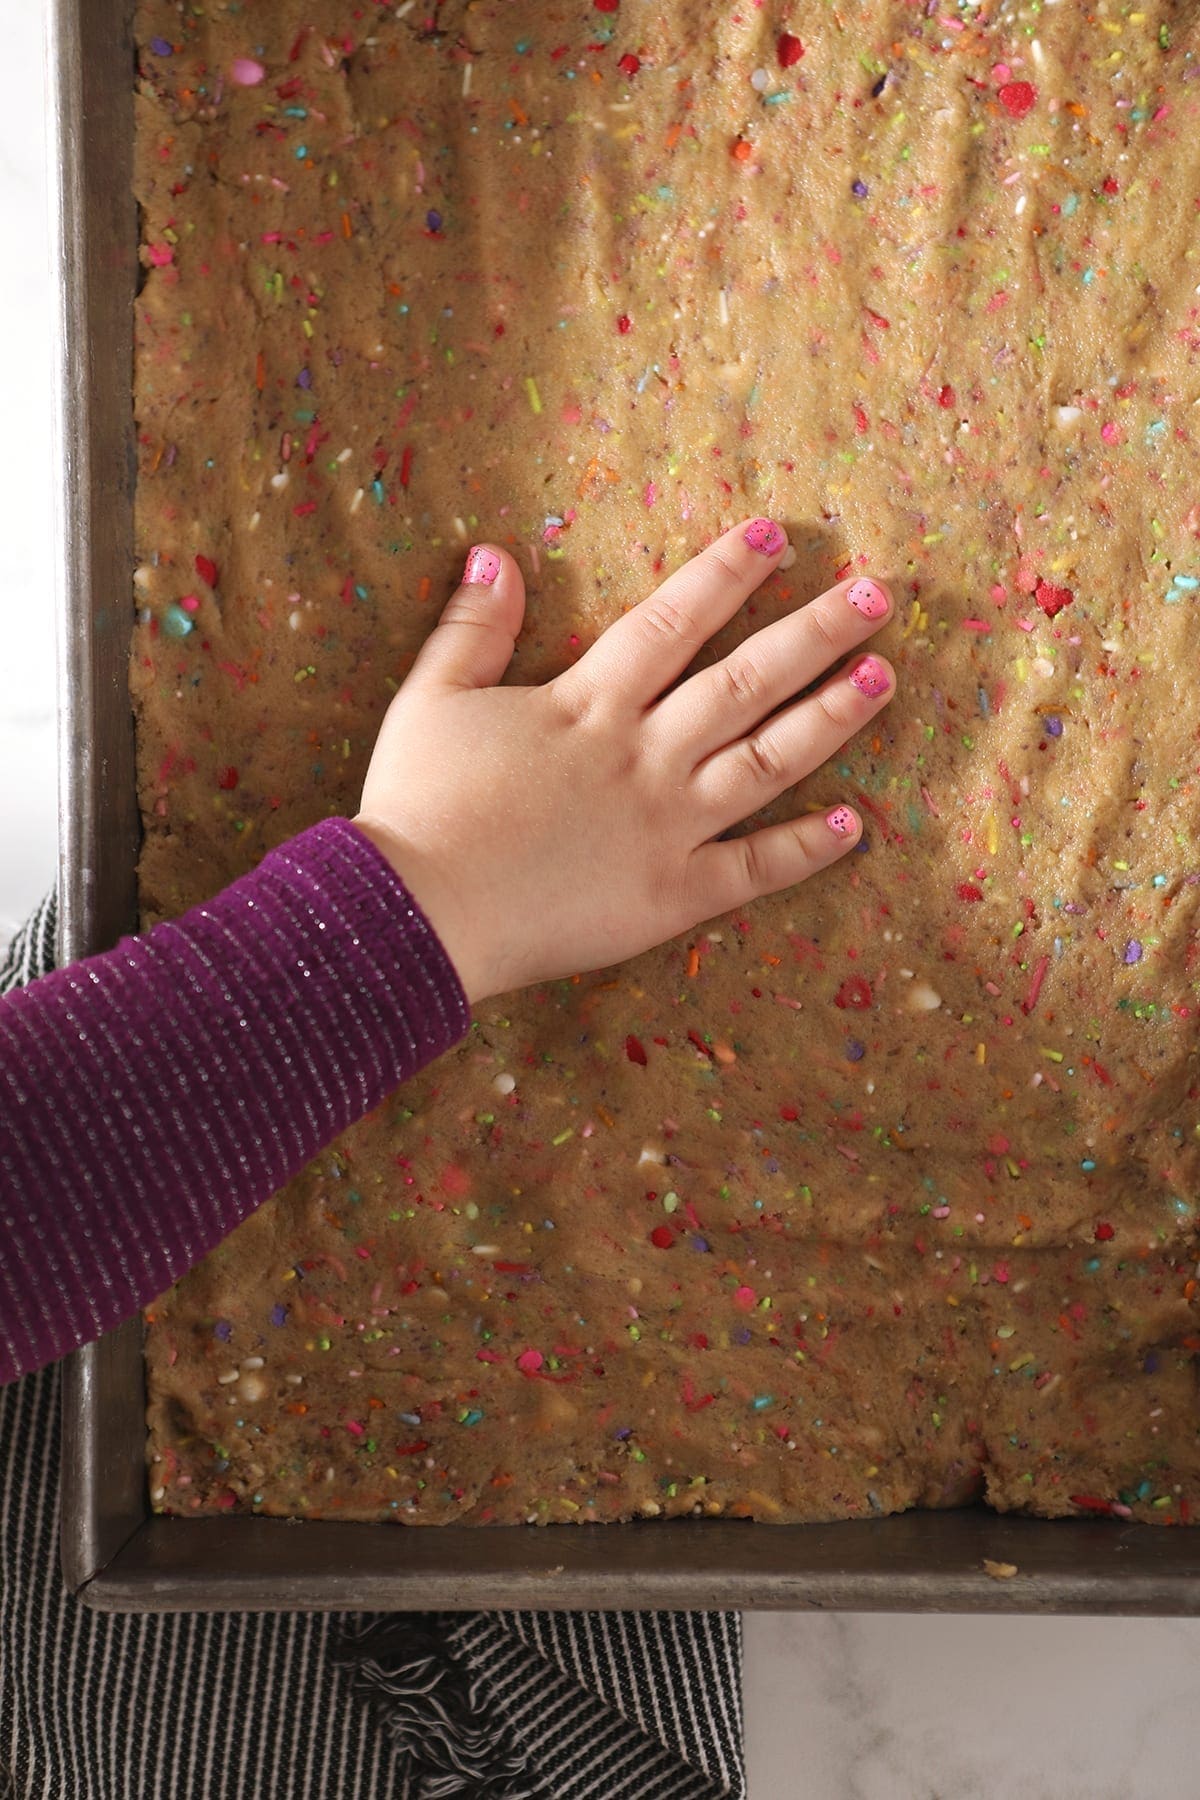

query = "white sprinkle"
[1055, 405, 1081, 426]
[247, 512, 260, 531]
[1030, 38, 1044, 66]
[494, 1071, 517, 1095]
[453, 515, 468, 541]
[337, 447, 352, 463]
[718, 287, 729, 327]
[462, 59, 472, 97]
[1014, 193, 1026, 216]
[350, 487, 364, 514]
[284, 1373, 305, 1385]
[216, 1368, 240, 1385]
[396, 0, 414, 13]
[288, 609, 303, 631]
[779, 544, 797, 571]
[907, 982, 943, 1013]
[270, 471, 289, 490]
[243, 1355, 265, 1369]
[750, 67, 770, 92]
[638, 1145, 667, 1166]
[471, 1243, 501, 1256]
[133, 565, 153, 589]
[238, 1373, 267, 1402]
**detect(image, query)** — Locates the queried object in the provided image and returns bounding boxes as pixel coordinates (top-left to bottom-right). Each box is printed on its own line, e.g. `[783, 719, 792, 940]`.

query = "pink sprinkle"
[1100, 420, 1122, 445]
[993, 1262, 1010, 1285]
[147, 243, 174, 267]
[961, 618, 992, 632]
[516, 1348, 544, 1374]
[733, 1285, 757, 1311]
[179, 594, 200, 613]
[475, 1348, 502, 1363]
[643, 481, 657, 508]
[231, 56, 265, 85]
[345, 1419, 364, 1437]
[1021, 954, 1050, 1016]
[932, 1205, 951, 1219]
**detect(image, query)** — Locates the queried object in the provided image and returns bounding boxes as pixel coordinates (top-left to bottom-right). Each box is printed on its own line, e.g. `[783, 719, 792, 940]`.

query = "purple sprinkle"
[296, 368, 312, 389]
[851, 178, 868, 198]
[1044, 715, 1063, 737]
[1123, 939, 1143, 965]
[614, 1426, 632, 1440]
[734, 1326, 752, 1345]
[845, 1038, 866, 1062]
[214, 1319, 232, 1342]
[426, 208, 443, 231]
[150, 35, 173, 55]
[691, 1236, 710, 1253]
[270, 1303, 288, 1327]
[1144, 1352, 1160, 1374]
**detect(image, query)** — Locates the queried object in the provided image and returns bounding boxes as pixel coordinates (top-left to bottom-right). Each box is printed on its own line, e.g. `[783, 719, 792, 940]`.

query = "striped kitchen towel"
[0, 893, 745, 1800]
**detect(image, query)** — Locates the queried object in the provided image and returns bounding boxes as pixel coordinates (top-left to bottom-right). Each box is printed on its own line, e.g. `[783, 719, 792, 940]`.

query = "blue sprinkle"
[214, 1319, 233, 1342]
[1171, 573, 1199, 590]
[1080, 1158, 1096, 1172]
[1044, 715, 1063, 737]
[615, 1426, 632, 1440]
[845, 1038, 866, 1062]
[751, 1395, 774, 1411]
[149, 35, 173, 56]
[691, 1236, 710, 1253]
[163, 604, 194, 638]
[1144, 1352, 1160, 1374]
[426, 208, 443, 231]
[399, 1411, 422, 1426]
[269, 1304, 288, 1327]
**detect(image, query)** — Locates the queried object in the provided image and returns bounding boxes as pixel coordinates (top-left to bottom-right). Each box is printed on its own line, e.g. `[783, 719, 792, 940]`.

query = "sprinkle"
[149, 36, 173, 56]
[1123, 939, 1143, 964]
[1034, 579, 1074, 617]
[525, 377, 543, 414]
[777, 32, 804, 68]
[516, 1348, 544, 1374]
[650, 1225, 674, 1249]
[851, 179, 868, 199]
[230, 57, 265, 86]
[618, 53, 640, 77]
[426, 209, 443, 233]
[997, 80, 1037, 119]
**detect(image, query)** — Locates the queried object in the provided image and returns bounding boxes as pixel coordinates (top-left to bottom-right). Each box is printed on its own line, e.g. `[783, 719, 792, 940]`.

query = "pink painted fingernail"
[846, 578, 889, 620]
[743, 517, 786, 556]
[849, 655, 891, 698]
[463, 545, 501, 586]
[826, 806, 857, 837]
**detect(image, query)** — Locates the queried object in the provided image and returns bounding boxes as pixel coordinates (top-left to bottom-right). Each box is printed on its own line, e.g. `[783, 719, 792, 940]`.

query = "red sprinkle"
[194, 553, 218, 587]
[1069, 1494, 1115, 1514]
[997, 80, 1037, 119]
[957, 883, 984, 903]
[616, 313, 632, 334]
[937, 384, 955, 409]
[625, 1034, 647, 1065]
[777, 32, 804, 67]
[650, 1225, 674, 1249]
[1035, 578, 1074, 617]
[617, 52, 640, 76]
[216, 766, 239, 791]
[593, 0, 619, 10]
[834, 976, 872, 1011]
[1094, 1222, 1115, 1242]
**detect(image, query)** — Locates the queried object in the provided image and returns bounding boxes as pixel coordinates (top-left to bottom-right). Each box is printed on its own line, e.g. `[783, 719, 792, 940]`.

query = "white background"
[5, 7, 1200, 1793]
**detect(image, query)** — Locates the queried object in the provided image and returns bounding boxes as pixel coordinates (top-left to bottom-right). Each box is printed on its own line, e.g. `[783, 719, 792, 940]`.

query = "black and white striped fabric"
[0, 893, 745, 1800]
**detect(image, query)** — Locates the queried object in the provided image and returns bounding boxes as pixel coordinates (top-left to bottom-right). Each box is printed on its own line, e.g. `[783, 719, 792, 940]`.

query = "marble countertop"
[4, 8, 1199, 1795]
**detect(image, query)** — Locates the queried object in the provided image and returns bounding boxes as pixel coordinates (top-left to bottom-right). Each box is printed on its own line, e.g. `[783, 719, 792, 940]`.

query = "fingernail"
[849, 655, 891, 698]
[463, 546, 501, 586]
[826, 805, 858, 837]
[846, 578, 889, 621]
[743, 517, 787, 556]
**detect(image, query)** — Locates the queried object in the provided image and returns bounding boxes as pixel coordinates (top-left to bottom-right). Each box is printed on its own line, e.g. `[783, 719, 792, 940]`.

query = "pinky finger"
[687, 803, 862, 917]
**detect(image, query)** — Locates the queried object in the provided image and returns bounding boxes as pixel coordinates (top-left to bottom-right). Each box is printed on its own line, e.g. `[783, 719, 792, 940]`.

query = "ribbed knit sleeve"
[0, 817, 471, 1386]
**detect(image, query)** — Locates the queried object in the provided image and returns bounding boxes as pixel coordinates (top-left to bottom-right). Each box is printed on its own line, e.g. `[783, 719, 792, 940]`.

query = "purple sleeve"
[0, 816, 471, 1385]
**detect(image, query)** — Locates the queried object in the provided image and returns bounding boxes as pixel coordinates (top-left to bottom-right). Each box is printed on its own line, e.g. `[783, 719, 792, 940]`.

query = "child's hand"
[355, 518, 894, 1005]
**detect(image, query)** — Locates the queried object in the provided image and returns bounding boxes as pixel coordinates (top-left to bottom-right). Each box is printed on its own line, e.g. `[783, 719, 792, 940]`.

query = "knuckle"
[702, 543, 744, 585]
[814, 684, 850, 732]
[640, 594, 700, 649]
[737, 832, 766, 894]
[721, 652, 765, 709]
[804, 604, 841, 663]
[741, 731, 785, 787]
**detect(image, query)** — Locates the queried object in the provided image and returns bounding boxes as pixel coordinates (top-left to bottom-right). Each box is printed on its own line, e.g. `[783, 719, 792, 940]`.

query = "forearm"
[0, 817, 470, 1385]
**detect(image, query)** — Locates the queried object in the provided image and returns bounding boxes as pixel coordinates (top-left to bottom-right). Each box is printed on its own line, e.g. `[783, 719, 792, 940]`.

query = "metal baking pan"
[50, 0, 1200, 1615]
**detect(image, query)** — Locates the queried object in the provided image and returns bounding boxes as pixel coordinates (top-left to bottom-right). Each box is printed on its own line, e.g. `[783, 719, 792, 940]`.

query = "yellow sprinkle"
[525, 376, 543, 414]
[986, 812, 999, 856]
[975, 1042, 986, 1064]
[1041, 1046, 1064, 1063]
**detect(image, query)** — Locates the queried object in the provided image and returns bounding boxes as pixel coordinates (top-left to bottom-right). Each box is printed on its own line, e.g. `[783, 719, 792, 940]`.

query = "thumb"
[409, 544, 526, 691]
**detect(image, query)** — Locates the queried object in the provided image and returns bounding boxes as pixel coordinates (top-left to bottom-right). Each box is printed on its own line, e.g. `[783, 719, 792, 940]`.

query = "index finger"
[554, 516, 789, 715]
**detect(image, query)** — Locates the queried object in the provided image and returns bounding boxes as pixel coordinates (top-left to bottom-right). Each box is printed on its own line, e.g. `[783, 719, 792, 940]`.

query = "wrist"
[350, 813, 483, 1004]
